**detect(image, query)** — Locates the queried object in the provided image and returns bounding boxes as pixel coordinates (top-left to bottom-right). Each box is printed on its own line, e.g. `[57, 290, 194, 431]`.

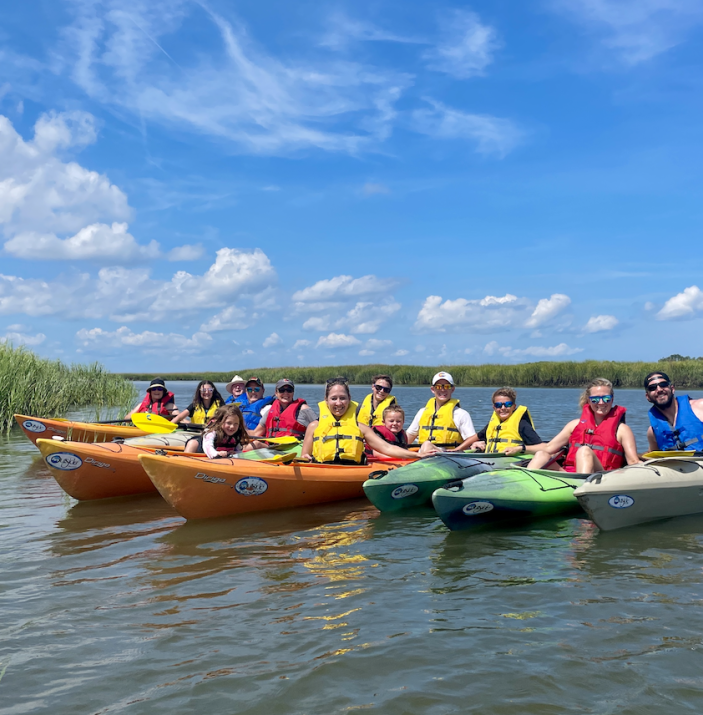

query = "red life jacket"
[265, 399, 308, 438]
[136, 390, 176, 417]
[365, 425, 408, 454]
[564, 404, 627, 472]
[215, 433, 243, 452]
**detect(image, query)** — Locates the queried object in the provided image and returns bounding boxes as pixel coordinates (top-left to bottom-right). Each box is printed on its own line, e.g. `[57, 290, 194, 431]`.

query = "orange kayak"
[15, 414, 147, 446]
[139, 453, 409, 519]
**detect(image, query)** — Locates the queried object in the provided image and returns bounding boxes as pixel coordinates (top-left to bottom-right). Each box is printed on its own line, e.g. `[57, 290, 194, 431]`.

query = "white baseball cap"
[432, 371, 454, 386]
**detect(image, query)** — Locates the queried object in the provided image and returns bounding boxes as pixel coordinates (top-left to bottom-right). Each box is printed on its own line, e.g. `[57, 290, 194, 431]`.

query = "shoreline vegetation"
[1, 344, 137, 433]
[119, 358, 703, 389]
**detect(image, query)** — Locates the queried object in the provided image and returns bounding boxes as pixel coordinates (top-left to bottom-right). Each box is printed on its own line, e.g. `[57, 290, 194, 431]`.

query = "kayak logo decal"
[46, 452, 82, 471]
[194, 472, 227, 485]
[462, 501, 494, 516]
[85, 457, 113, 470]
[391, 484, 419, 499]
[608, 495, 634, 509]
[23, 420, 46, 433]
[234, 477, 268, 496]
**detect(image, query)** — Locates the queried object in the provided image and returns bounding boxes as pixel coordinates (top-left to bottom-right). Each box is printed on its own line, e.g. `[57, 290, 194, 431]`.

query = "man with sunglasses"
[252, 379, 317, 439]
[239, 377, 275, 433]
[357, 374, 397, 427]
[645, 372, 703, 452]
[406, 371, 476, 453]
[452, 387, 547, 455]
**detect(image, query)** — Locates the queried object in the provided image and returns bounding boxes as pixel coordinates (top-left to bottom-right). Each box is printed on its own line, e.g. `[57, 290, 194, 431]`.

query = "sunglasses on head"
[326, 377, 349, 385]
[494, 401, 514, 409]
[646, 380, 671, 392]
[278, 386, 294, 393]
[373, 384, 391, 393]
[589, 394, 613, 405]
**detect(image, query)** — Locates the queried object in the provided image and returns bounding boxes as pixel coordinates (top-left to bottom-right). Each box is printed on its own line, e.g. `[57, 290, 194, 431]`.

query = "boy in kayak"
[452, 387, 547, 455]
[645, 372, 703, 452]
[366, 405, 409, 458]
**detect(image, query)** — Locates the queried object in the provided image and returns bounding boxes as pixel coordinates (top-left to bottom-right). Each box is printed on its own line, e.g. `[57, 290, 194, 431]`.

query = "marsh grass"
[0, 344, 137, 433]
[121, 359, 703, 389]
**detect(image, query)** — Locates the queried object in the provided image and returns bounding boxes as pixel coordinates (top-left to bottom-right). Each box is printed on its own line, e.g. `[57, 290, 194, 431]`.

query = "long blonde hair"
[579, 378, 614, 408]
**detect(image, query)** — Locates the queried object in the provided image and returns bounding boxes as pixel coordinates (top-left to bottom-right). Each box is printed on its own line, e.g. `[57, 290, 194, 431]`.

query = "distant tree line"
[120, 358, 703, 389]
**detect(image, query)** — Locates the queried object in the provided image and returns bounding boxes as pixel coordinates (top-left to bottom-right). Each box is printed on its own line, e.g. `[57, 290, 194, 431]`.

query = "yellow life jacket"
[312, 400, 365, 464]
[191, 400, 222, 425]
[485, 405, 532, 452]
[357, 393, 397, 427]
[418, 398, 462, 447]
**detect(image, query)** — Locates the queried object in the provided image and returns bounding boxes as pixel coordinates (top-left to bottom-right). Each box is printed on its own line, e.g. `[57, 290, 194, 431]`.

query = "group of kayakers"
[126, 369, 703, 472]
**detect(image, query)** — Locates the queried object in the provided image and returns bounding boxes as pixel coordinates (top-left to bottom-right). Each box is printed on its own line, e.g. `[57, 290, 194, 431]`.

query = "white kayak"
[573, 455, 703, 531]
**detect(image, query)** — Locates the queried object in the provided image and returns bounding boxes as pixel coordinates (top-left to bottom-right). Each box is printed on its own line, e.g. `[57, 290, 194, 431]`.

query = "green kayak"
[363, 453, 524, 512]
[432, 467, 588, 530]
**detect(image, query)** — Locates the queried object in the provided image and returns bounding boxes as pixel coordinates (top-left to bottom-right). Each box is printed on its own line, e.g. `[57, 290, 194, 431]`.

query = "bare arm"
[360, 424, 417, 459]
[451, 434, 480, 452]
[541, 420, 578, 454]
[252, 421, 266, 438]
[172, 408, 190, 424]
[646, 426, 659, 452]
[616, 423, 641, 464]
[690, 398, 703, 423]
[301, 421, 318, 460]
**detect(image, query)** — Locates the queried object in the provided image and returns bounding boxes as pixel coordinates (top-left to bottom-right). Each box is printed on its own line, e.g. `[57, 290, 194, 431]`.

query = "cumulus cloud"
[262, 332, 282, 348]
[199, 305, 248, 332]
[293, 339, 311, 349]
[293, 274, 400, 304]
[525, 294, 571, 328]
[4, 222, 159, 262]
[484, 341, 583, 358]
[0, 330, 46, 346]
[168, 243, 204, 261]
[423, 10, 500, 78]
[657, 285, 703, 320]
[411, 100, 522, 157]
[583, 314, 619, 333]
[316, 332, 361, 349]
[76, 326, 212, 353]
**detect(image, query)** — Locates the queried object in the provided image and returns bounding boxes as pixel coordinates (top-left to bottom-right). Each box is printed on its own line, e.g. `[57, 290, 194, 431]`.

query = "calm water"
[3, 384, 703, 714]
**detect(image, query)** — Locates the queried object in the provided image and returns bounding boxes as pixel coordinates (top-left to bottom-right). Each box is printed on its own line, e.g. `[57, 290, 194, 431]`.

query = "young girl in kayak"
[527, 378, 640, 473]
[301, 378, 417, 464]
[186, 405, 265, 457]
[126, 378, 178, 420]
[172, 380, 225, 425]
[366, 405, 409, 458]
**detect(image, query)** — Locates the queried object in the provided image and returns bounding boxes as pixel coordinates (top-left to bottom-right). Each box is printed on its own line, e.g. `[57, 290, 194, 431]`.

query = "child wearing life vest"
[186, 404, 265, 457]
[366, 405, 409, 458]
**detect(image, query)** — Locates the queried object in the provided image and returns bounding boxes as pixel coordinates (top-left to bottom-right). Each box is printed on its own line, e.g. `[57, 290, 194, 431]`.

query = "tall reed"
[120, 359, 703, 389]
[0, 344, 137, 433]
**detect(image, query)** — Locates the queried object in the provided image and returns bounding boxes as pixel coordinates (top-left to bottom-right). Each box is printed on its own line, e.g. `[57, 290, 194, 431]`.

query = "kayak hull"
[37, 439, 302, 501]
[432, 468, 587, 531]
[139, 453, 407, 520]
[574, 457, 703, 531]
[15, 414, 146, 446]
[363, 453, 524, 512]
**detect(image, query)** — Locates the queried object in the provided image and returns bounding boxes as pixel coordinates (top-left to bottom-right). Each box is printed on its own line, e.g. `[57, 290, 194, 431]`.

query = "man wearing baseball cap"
[644, 371, 703, 452]
[239, 377, 275, 433]
[224, 375, 247, 405]
[406, 371, 476, 453]
[252, 379, 317, 439]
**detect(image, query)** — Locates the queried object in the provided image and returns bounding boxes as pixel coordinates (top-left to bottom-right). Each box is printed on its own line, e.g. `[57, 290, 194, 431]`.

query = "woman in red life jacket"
[186, 404, 266, 457]
[366, 405, 409, 458]
[251, 378, 317, 439]
[126, 378, 178, 420]
[527, 378, 641, 473]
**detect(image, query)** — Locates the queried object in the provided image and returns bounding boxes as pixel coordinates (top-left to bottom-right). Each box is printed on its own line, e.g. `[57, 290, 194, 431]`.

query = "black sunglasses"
[373, 384, 391, 393]
[646, 381, 671, 392]
[277, 386, 294, 393]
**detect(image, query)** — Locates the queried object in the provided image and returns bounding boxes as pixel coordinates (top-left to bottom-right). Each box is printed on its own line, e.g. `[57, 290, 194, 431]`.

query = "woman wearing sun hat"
[126, 378, 178, 419]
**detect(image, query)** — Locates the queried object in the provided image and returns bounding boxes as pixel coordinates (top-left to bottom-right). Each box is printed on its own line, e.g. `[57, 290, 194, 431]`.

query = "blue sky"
[1, 0, 703, 372]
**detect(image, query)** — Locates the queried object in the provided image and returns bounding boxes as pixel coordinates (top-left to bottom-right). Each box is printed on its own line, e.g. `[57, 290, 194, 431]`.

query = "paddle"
[642, 450, 703, 460]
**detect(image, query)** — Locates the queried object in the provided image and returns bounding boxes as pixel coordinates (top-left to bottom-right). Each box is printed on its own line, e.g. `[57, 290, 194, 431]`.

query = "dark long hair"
[192, 380, 225, 410]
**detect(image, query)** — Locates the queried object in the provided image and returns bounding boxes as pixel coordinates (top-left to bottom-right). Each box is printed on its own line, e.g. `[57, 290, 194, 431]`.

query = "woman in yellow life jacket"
[357, 374, 397, 427]
[173, 380, 225, 426]
[301, 378, 418, 464]
[452, 387, 548, 455]
[406, 372, 475, 455]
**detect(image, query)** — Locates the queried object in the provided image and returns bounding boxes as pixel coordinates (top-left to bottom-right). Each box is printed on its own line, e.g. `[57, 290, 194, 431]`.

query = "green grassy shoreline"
[1, 344, 137, 433]
[118, 359, 703, 389]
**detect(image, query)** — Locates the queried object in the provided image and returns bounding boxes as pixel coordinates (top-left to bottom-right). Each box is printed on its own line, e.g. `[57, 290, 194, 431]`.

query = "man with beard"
[645, 371, 703, 451]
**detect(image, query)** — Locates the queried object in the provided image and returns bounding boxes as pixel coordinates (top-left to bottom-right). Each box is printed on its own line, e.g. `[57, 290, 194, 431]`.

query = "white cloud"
[657, 285, 703, 320]
[339, 300, 401, 334]
[168, 243, 204, 261]
[242, 349, 254, 356]
[366, 338, 392, 350]
[303, 316, 332, 331]
[411, 100, 522, 157]
[262, 332, 282, 348]
[394, 349, 409, 356]
[423, 10, 500, 78]
[316, 332, 361, 349]
[359, 349, 375, 356]
[61, 1, 411, 156]
[583, 314, 619, 333]
[1, 330, 46, 346]
[293, 339, 311, 349]
[199, 305, 248, 332]
[555, 0, 703, 64]
[415, 293, 526, 333]
[76, 326, 212, 353]
[293, 274, 399, 304]
[525, 294, 571, 328]
[320, 12, 422, 49]
[5, 222, 159, 262]
[485, 340, 583, 358]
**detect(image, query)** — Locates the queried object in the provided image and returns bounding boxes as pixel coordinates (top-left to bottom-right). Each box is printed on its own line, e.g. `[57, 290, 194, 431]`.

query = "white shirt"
[408, 404, 476, 440]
